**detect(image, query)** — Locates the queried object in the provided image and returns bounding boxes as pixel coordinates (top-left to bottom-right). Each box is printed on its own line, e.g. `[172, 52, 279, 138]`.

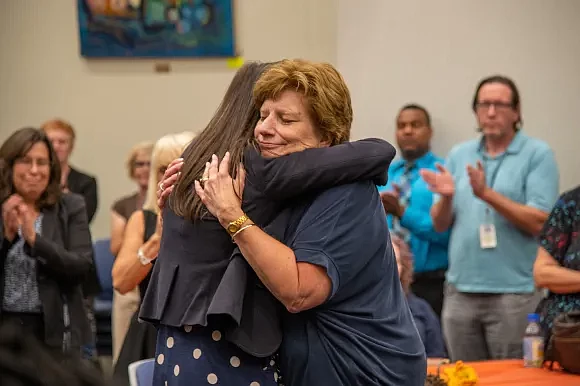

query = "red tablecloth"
[427, 359, 580, 385]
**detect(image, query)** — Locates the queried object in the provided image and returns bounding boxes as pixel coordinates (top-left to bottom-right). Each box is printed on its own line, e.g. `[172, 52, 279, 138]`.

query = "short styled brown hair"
[253, 59, 353, 145]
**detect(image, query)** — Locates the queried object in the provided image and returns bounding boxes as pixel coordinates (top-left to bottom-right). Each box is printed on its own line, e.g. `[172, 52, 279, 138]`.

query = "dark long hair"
[0, 127, 61, 208]
[170, 61, 271, 220]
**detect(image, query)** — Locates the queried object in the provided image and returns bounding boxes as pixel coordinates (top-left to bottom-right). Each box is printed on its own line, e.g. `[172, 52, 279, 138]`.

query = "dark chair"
[93, 238, 115, 356]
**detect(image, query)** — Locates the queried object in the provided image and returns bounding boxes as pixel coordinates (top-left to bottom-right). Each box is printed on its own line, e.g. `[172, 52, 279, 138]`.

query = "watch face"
[228, 224, 237, 233]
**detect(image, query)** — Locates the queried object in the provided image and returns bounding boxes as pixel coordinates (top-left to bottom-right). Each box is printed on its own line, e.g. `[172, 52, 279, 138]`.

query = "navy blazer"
[139, 139, 396, 356]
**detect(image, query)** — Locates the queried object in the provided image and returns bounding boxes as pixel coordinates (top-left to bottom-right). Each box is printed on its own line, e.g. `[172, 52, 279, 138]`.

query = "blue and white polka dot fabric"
[153, 324, 281, 385]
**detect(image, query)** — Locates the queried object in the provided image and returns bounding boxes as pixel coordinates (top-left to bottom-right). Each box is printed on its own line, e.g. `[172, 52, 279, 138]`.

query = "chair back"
[128, 358, 155, 386]
[93, 238, 115, 302]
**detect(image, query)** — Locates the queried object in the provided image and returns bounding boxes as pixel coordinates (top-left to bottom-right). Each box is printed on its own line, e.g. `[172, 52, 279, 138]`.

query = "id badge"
[479, 224, 497, 249]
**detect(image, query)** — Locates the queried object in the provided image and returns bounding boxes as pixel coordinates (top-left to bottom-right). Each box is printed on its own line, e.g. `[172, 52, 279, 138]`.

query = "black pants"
[410, 270, 446, 319]
[0, 311, 45, 343]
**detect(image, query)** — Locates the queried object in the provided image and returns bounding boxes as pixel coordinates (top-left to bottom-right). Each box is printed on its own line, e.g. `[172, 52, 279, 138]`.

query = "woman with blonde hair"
[110, 140, 154, 362]
[110, 141, 155, 257]
[111, 132, 194, 383]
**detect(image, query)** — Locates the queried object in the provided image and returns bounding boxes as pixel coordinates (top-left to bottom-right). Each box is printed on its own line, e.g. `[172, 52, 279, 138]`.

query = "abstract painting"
[77, 0, 235, 58]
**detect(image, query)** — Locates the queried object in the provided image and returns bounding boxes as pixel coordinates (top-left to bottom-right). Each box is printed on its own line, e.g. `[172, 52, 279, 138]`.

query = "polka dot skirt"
[153, 324, 281, 385]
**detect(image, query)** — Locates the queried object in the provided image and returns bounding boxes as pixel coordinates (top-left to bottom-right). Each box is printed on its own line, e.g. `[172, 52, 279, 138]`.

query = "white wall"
[338, 0, 580, 193]
[2, 0, 579, 239]
[0, 0, 337, 238]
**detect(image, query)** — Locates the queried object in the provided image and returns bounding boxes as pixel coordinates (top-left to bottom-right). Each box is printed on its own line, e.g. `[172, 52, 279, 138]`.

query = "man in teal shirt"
[378, 104, 449, 317]
[422, 76, 559, 361]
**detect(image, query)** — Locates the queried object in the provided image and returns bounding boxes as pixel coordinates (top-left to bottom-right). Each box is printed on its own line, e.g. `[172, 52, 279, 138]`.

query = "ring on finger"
[159, 182, 164, 191]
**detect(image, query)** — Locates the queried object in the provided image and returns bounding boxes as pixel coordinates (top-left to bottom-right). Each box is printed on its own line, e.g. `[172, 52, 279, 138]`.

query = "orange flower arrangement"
[425, 360, 479, 386]
[441, 361, 478, 386]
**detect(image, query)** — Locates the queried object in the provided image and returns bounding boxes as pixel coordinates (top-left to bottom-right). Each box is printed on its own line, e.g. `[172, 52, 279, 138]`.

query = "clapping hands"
[2, 194, 38, 245]
[420, 164, 455, 197]
[2, 195, 22, 242]
[420, 161, 489, 200]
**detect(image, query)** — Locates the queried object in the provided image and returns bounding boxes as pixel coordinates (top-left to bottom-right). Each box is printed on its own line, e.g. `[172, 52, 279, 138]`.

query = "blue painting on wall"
[77, 0, 235, 58]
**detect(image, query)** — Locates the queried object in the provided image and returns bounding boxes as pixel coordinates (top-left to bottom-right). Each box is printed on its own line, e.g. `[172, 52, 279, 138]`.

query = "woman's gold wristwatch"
[226, 214, 254, 240]
[226, 214, 249, 236]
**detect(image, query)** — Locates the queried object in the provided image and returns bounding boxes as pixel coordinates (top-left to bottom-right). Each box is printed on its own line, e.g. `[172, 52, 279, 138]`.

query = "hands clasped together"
[2, 195, 38, 245]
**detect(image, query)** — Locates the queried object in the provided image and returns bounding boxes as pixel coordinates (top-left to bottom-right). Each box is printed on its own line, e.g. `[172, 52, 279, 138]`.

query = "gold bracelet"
[231, 224, 255, 242]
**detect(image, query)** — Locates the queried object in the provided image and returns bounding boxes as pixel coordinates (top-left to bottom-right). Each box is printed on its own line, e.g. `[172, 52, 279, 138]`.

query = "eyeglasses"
[475, 101, 514, 111]
[14, 157, 50, 168]
[134, 161, 151, 168]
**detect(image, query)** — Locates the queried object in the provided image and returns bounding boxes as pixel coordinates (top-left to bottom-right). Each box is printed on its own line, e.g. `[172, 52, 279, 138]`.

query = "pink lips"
[258, 142, 281, 149]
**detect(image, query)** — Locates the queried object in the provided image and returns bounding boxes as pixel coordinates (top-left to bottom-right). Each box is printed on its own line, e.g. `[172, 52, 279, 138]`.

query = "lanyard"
[483, 154, 507, 223]
[483, 154, 507, 190]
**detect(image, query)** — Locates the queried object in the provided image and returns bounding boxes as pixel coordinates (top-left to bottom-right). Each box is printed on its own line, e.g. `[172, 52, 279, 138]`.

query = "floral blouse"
[536, 185, 580, 336]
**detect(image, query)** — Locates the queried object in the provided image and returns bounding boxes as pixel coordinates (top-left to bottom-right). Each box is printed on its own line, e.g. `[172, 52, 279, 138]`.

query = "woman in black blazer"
[0, 127, 94, 358]
[41, 119, 98, 224]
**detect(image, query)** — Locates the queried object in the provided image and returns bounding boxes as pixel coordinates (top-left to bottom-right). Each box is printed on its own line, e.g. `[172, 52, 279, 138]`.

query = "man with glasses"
[421, 76, 559, 361]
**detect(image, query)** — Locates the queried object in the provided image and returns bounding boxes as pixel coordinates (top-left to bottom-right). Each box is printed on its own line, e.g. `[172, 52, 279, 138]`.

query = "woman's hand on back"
[157, 158, 184, 210]
[194, 153, 246, 228]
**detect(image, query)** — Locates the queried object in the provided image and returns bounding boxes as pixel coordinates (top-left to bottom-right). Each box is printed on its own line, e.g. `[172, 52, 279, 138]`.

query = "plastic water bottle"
[523, 313, 544, 368]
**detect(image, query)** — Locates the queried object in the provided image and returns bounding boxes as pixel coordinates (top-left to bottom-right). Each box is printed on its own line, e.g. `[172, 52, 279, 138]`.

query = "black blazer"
[0, 193, 94, 351]
[67, 167, 98, 224]
[140, 139, 396, 355]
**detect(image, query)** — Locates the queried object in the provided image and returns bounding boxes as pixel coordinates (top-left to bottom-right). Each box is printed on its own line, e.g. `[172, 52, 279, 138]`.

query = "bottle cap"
[527, 313, 540, 322]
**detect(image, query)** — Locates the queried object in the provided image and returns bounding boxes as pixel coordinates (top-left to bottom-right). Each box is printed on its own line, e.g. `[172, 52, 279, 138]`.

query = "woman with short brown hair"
[152, 59, 424, 385]
[196, 59, 426, 385]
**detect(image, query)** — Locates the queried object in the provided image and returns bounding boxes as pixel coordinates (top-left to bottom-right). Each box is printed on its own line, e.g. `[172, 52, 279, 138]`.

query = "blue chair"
[93, 238, 116, 356]
[128, 358, 155, 386]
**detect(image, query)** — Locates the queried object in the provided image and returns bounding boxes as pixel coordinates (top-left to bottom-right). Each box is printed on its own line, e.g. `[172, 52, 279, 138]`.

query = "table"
[427, 359, 580, 385]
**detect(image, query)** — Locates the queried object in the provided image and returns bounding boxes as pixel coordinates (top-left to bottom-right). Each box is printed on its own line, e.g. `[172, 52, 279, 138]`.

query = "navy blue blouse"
[279, 183, 426, 385]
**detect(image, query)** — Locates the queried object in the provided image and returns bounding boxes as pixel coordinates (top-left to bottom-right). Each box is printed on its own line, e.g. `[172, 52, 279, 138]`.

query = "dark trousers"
[411, 270, 446, 319]
[0, 311, 45, 343]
